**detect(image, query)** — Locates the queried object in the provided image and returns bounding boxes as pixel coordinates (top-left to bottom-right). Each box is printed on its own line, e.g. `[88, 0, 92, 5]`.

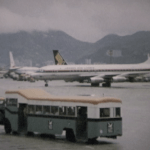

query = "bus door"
[18, 104, 27, 132]
[76, 106, 87, 140]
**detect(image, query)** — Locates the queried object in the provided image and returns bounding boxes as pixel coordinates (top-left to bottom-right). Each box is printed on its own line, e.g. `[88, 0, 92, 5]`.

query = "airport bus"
[2, 89, 122, 142]
[0, 97, 5, 125]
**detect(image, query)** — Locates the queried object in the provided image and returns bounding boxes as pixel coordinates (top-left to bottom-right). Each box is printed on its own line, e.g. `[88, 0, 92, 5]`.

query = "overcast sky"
[0, 0, 150, 42]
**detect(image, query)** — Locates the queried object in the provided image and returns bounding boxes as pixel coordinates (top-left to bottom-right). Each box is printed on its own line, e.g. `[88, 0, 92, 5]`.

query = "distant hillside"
[77, 31, 150, 64]
[0, 30, 93, 67]
[0, 30, 150, 68]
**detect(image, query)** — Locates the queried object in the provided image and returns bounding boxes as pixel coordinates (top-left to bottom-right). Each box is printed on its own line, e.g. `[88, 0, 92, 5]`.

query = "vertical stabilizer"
[9, 51, 16, 69]
[142, 53, 150, 64]
[53, 50, 67, 65]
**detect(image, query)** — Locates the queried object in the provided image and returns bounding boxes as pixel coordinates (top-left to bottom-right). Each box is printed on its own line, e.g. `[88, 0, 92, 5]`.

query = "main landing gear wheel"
[26, 131, 34, 136]
[91, 83, 99, 87]
[102, 82, 111, 87]
[44, 80, 48, 87]
[45, 84, 48, 87]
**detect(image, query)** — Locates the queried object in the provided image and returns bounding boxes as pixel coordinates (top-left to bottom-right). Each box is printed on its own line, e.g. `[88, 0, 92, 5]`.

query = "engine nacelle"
[9, 72, 19, 80]
[90, 77, 104, 83]
[112, 76, 127, 82]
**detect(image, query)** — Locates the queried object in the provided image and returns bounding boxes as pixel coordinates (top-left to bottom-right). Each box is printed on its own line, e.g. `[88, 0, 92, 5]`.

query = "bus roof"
[5, 88, 122, 105]
[0, 97, 5, 101]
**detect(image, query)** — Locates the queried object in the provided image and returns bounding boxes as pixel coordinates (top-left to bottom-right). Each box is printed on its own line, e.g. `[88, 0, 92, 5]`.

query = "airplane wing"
[73, 72, 119, 83]
[79, 72, 118, 79]
[107, 72, 148, 82]
[78, 71, 149, 83]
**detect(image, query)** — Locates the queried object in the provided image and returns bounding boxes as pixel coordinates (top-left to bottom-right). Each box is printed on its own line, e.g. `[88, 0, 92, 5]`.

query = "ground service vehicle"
[0, 88, 122, 142]
[0, 97, 5, 125]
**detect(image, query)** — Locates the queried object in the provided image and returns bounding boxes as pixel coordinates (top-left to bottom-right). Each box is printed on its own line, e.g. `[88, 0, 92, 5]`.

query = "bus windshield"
[100, 108, 110, 117]
[100, 107, 121, 118]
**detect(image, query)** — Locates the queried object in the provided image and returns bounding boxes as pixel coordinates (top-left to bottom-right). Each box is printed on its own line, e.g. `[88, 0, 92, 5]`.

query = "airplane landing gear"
[91, 83, 99, 87]
[102, 82, 111, 87]
[44, 80, 48, 87]
[45, 84, 48, 87]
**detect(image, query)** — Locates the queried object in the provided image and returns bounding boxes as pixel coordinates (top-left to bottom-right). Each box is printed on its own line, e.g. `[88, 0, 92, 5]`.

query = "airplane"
[53, 50, 67, 65]
[8, 50, 66, 80]
[8, 51, 40, 81]
[29, 51, 150, 87]
[0, 70, 8, 78]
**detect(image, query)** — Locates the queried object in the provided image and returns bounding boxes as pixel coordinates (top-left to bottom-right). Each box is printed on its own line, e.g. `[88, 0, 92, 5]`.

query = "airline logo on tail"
[53, 50, 67, 65]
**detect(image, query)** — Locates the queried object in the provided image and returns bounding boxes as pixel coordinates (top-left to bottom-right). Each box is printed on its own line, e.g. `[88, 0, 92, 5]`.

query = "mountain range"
[0, 30, 150, 68]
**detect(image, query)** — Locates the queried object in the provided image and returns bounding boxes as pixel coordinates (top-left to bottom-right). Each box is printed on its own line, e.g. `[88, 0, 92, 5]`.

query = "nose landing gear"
[44, 80, 48, 87]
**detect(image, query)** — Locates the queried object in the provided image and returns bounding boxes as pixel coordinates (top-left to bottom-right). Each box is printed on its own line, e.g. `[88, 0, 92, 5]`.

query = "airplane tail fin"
[9, 51, 16, 69]
[53, 50, 67, 65]
[142, 54, 150, 64]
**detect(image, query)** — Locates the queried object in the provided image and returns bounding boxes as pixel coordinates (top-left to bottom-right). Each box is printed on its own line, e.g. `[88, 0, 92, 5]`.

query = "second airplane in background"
[8, 50, 66, 80]
[8, 51, 40, 80]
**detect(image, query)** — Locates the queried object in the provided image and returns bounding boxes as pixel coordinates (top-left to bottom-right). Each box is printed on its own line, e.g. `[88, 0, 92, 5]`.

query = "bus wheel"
[4, 119, 12, 134]
[87, 137, 97, 144]
[66, 129, 76, 142]
[12, 131, 19, 135]
[26, 131, 34, 136]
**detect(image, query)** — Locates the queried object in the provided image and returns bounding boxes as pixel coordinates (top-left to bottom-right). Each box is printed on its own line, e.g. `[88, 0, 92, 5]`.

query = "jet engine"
[90, 77, 104, 83]
[112, 76, 127, 82]
[9, 72, 19, 80]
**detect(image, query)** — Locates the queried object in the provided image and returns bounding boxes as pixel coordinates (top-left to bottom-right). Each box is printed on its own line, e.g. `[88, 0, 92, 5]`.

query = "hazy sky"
[0, 0, 150, 42]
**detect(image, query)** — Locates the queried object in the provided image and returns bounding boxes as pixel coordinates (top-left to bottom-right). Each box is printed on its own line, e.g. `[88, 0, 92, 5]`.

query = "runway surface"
[0, 78, 150, 150]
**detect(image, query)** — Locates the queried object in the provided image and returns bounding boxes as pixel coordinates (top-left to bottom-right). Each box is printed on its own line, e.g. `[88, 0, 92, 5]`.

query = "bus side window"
[6, 98, 17, 106]
[68, 107, 75, 116]
[0, 100, 4, 105]
[36, 106, 42, 114]
[116, 107, 121, 117]
[100, 108, 110, 118]
[59, 106, 66, 116]
[43, 106, 50, 115]
[28, 105, 35, 114]
[51, 106, 59, 115]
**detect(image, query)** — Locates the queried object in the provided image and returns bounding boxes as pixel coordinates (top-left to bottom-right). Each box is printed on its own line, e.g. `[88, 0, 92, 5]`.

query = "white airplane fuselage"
[14, 67, 39, 75]
[30, 63, 150, 84]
